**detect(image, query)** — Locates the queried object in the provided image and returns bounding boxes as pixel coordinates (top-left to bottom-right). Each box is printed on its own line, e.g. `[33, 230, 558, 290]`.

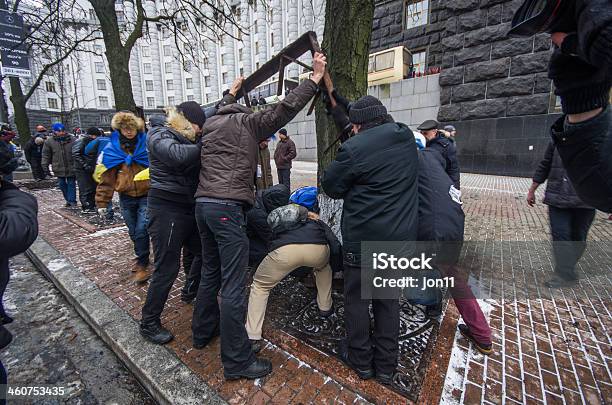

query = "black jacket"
[147, 125, 201, 202]
[322, 122, 419, 253]
[23, 136, 44, 162]
[553, 107, 611, 212]
[0, 180, 38, 258]
[426, 134, 460, 189]
[533, 142, 591, 209]
[417, 149, 465, 242]
[71, 137, 96, 173]
[246, 184, 290, 265]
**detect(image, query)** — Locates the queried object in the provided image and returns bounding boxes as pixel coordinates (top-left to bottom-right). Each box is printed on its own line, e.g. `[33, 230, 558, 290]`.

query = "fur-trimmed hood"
[111, 112, 145, 133]
[165, 107, 197, 142]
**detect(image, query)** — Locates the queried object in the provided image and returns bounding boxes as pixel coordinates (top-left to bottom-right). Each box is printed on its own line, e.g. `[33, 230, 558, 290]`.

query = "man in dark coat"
[192, 52, 326, 380]
[42, 123, 77, 207]
[140, 103, 205, 345]
[321, 95, 419, 385]
[72, 127, 101, 212]
[418, 120, 460, 189]
[527, 142, 596, 288]
[23, 125, 48, 180]
[273, 128, 296, 190]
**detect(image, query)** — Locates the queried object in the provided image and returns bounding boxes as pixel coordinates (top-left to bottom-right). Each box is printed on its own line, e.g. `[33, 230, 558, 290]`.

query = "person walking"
[256, 138, 274, 191]
[23, 125, 48, 181]
[85, 130, 114, 220]
[418, 120, 461, 189]
[140, 103, 205, 345]
[72, 127, 101, 212]
[192, 52, 326, 380]
[527, 141, 596, 288]
[42, 123, 77, 207]
[95, 112, 151, 282]
[321, 95, 419, 385]
[273, 128, 296, 190]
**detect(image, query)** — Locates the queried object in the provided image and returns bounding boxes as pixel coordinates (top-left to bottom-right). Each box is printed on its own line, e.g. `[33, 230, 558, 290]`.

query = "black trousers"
[193, 202, 254, 373]
[30, 158, 45, 180]
[343, 252, 399, 374]
[277, 168, 291, 191]
[141, 206, 202, 325]
[548, 205, 596, 280]
[75, 169, 96, 209]
[181, 246, 201, 296]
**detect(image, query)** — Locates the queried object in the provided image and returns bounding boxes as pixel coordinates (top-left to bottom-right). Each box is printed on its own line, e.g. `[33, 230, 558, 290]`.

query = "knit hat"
[86, 127, 102, 137]
[0, 140, 18, 176]
[348, 95, 388, 124]
[444, 125, 456, 132]
[52, 122, 65, 132]
[278, 128, 287, 135]
[177, 101, 206, 128]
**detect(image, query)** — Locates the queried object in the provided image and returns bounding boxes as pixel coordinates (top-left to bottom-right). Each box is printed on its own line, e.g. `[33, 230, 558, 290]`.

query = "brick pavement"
[25, 171, 611, 404]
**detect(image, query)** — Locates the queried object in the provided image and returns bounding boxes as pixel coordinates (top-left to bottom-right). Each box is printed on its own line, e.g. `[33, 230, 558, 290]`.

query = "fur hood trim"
[165, 107, 197, 142]
[111, 112, 145, 132]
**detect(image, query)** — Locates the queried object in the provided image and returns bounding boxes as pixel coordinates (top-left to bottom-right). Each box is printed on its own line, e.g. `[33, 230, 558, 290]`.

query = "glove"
[548, 47, 610, 114]
[97, 208, 108, 217]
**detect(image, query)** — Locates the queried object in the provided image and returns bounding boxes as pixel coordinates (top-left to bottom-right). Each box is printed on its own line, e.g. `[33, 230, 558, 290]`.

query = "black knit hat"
[177, 101, 206, 128]
[0, 140, 18, 176]
[86, 127, 102, 137]
[278, 128, 287, 135]
[348, 95, 387, 124]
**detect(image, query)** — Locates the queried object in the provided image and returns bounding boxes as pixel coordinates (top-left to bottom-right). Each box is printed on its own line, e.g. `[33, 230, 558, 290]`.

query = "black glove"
[548, 47, 610, 114]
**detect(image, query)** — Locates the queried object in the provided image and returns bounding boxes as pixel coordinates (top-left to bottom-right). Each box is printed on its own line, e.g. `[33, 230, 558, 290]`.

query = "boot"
[132, 263, 151, 284]
[130, 258, 140, 273]
[140, 322, 173, 345]
[224, 358, 272, 380]
[337, 340, 375, 380]
[180, 280, 198, 303]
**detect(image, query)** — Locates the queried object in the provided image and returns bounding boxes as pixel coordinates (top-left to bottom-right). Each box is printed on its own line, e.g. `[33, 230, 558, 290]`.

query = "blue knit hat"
[52, 122, 65, 132]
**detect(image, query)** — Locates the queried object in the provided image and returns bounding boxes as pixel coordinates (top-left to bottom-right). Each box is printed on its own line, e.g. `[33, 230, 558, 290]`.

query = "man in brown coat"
[256, 139, 273, 191]
[273, 128, 297, 190]
[192, 52, 326, 381]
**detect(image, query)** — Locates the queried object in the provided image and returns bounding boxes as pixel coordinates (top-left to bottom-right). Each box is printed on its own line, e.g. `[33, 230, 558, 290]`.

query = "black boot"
[140, 322, 173, 345]
[192, 325, 220, 349]
[337, 340, 375, 380]
[224, 358, 272, 380]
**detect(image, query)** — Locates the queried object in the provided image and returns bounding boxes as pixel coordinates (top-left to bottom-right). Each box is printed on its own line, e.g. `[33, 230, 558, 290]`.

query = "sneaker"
[337, 340, 375, 380]
[140, 322, 174, 345]
[458, 324, 492, 355]
[544, 274, 578, 289]
[223, 358, 272, 380]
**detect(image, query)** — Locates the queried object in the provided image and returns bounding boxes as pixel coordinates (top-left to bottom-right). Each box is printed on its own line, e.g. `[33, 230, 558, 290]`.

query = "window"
[168, 96, 175, 105]
[94, 44, 103, 54]
[145, 80, 154, 91]
[240, 67, 244, 76]
[96, 79, 107, 90]
[99, 96, 109, 108]
[271, 33, 274, 48]
[95, 62, 105, 73]
[254, 22, 258, 34]
[166, 80, 174, 91]
[238, 48, 243, 61]
[165, 62, 173, 73]
[143, 63, 152, 74]
[404, 0, 429, 30]
[411, 50, 427, 74]
[116, 11, 125, 23]
[184, 60, 192, 72]
[47, 98, 58, 109]
[146, 97, 155, 108]
[186, 78, 193, 89]
[256, 62, 260, 70]
[222, 72, 228, 83]
[204, 76, 210, 87]
[374, 50, 395, 71]
[88, 9, 96, 20]
[187, 95, 195, 101]
[255, 42, 259, 54]
[164, 45, 172, 56]
[141, 46, 150, 57]
[45, 81, 55, 92]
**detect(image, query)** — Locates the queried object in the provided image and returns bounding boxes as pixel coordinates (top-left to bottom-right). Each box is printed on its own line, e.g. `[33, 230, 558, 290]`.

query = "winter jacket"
[321, 122, 419, 253]
[72, 137, 96, 173]
[246, 184, 290, 265]
[533, 142, 591, 209]
[552, 106, 612, 212]
[274, 137, 297, 169]
[41, 135, 75, 177]
[256, 145, 273, 190]
[195, 79, 318, 206]
[417, 149, 464, 242]
[23, 135, 44, 162]
[0, 180, 38, 258]
[426, 134, 460, 189]
[147, 108, 201, 202]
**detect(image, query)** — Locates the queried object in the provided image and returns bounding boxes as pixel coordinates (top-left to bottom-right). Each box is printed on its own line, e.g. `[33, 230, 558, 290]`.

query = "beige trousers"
[246, 244, 333, 340]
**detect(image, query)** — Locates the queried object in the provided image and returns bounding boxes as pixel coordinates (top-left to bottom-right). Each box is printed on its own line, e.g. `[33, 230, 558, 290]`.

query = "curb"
[26, 237, 227, 405]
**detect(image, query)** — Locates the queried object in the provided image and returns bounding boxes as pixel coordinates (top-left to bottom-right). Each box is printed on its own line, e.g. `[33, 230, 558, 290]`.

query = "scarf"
[101, 130, 149, 170]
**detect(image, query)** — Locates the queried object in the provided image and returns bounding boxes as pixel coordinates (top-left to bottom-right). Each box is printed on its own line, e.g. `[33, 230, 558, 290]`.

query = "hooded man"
[322, 94, 419, 385]
[273, 128, 296, 190]
[191, 52, 326, 381]
[24, 125, 48, 180]
[418, 120, 461, 190]
[95, 112, 150, 282]
[140, 102, 206, 345]
[72, 127, 102, 212]
[42, 123, 77, 207]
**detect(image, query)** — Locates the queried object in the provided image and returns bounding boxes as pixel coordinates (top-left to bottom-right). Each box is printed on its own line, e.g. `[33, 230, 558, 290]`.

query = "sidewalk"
[24, 172, 611, 404]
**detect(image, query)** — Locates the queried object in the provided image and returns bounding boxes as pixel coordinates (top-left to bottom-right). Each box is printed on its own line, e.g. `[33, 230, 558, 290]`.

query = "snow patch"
[47, 258, 70, 273]
[440, 331, 469, 405]
[86, 226, 128, 237]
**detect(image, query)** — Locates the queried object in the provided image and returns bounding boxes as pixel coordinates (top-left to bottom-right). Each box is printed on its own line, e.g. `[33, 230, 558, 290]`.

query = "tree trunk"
[8, 77, 31, 145]
[316, 0, 374, 240]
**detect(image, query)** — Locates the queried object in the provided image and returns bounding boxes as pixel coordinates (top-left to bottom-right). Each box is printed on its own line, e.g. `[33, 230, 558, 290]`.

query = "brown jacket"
[196, 79, 317, 206]
[256, 145, 273, 191]
[95, 144, 150, 208]
[274, 137, 297, 169]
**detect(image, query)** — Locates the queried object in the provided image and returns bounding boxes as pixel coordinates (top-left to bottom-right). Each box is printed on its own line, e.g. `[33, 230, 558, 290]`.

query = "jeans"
[277, 168, 291, 190]
[343, 252, 399, 374]
[57, 176, 77, 204]
[75, 170, 96, 210]
[193, 202, 254, 373]
[548, 205, 596, 280]
[119, 194, 150, 265]
[141, 206, 201, 325]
